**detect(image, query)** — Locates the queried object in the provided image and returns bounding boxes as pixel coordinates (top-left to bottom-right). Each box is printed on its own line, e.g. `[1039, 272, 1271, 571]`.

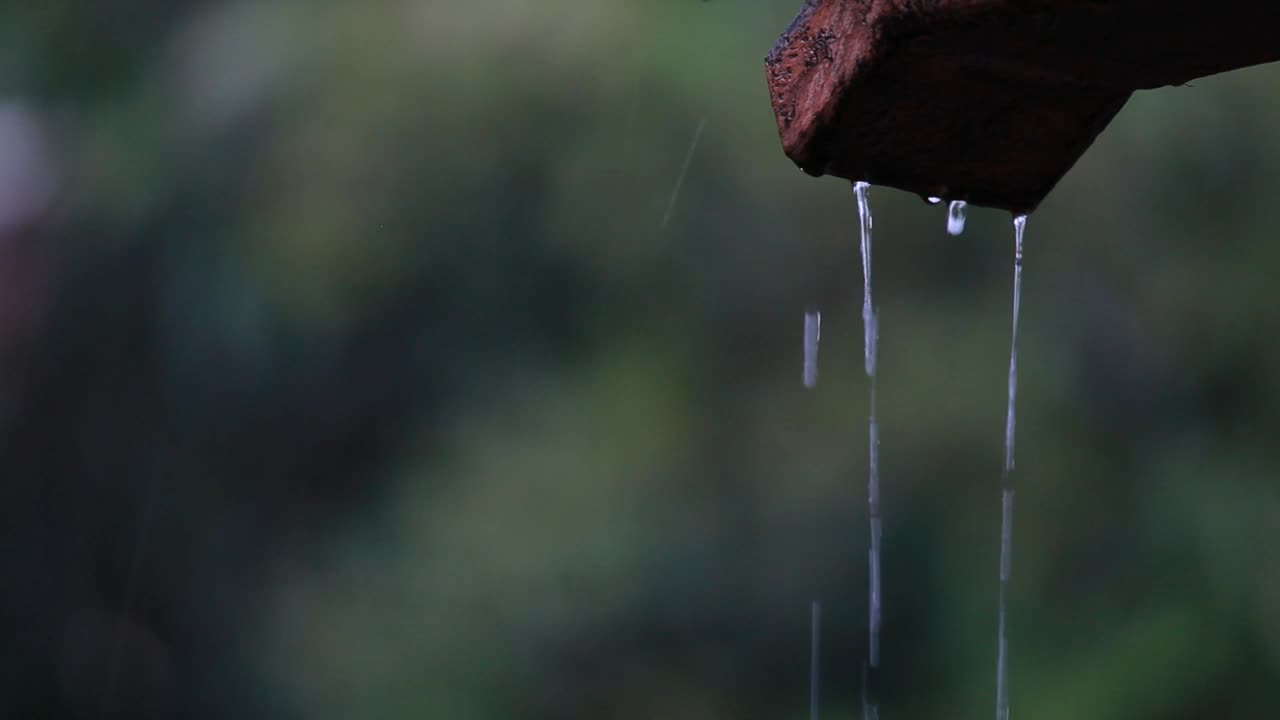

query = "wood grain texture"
[766, 0, 1280, 211]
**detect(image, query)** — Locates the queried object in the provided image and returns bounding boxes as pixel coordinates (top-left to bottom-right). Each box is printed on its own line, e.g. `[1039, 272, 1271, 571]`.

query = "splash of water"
[854, 181, 882, 720]
[803, 310, 822, 389]
[947, 201, 968, 236]
[994, 213, 1026, 720]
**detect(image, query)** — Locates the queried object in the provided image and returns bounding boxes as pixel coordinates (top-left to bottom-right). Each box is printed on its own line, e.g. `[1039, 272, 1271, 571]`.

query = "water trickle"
[947, 200, 968, 236]
[855, 183, 876, 378]
[995, 487, 1014, 720]
[803, 310, 822, 389]
[1004, 215, 1025, 476]
[994, 213, 1026, 720]
[853, 181, 882, 720]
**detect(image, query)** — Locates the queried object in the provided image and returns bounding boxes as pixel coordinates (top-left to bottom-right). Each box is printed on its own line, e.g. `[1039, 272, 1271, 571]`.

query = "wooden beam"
[766, 0, 1280, 211]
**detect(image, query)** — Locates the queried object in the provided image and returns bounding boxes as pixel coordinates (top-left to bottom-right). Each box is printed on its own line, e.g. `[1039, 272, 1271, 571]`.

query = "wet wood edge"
[766, 0, 1280, 212]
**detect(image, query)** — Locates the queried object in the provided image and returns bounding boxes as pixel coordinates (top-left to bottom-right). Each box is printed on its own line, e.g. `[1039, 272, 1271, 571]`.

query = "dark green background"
[2, 1, 1279, 718]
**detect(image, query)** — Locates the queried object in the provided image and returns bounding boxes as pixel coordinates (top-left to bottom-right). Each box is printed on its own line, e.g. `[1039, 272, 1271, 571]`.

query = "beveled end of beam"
[767, 0, 1280, 212]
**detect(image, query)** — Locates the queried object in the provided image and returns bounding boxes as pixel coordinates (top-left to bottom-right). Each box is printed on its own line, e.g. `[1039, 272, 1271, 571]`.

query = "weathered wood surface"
[766, 0, 1280, 211]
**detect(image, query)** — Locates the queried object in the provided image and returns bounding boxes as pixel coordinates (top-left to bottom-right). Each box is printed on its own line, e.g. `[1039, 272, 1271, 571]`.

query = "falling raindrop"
[659, 117, 706, 229]
[803, 310, 821, 389]
[947, 200, 968, 236]
[994, 213, 1026, 720]
[854, 181, 882, 720]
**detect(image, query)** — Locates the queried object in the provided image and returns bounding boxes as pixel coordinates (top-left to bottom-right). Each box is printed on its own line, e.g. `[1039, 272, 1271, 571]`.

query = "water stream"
[994, 213, 1027, 720]
[854, 181, 882, 720]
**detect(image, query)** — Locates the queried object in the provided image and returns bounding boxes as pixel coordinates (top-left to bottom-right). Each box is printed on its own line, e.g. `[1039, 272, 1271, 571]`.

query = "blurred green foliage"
[2, 1, 1280, 718]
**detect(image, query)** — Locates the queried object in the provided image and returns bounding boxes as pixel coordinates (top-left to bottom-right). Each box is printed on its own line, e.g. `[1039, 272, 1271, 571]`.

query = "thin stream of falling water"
[994, 214, 1026, 720]
[855, 182, 875, 378]
[854, 181, 881, 720]
[1003, 216, 1025, 477]
[995, 488, 1014, 720]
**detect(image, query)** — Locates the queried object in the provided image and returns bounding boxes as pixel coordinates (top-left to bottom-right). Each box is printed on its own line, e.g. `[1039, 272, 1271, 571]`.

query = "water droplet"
[925, 196, 943, 205]
[802, 310, 821, 388]
[947, 200, 967, 236]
